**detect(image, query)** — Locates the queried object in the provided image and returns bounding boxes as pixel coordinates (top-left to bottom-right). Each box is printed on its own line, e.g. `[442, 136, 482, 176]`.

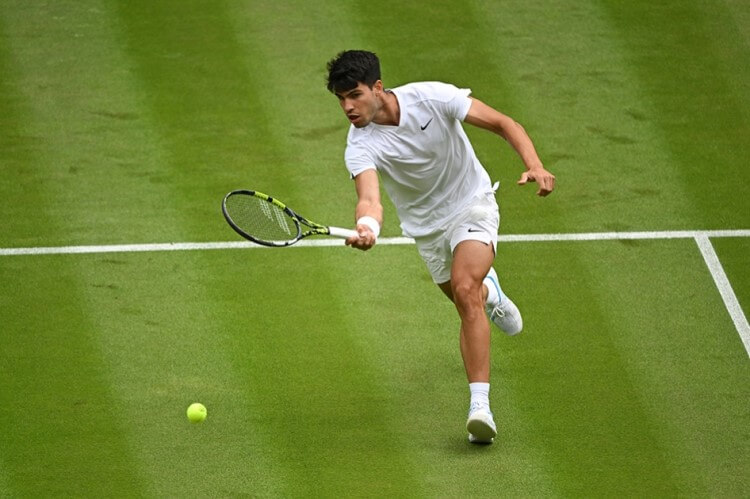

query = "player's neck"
[373, 90, 400, 127]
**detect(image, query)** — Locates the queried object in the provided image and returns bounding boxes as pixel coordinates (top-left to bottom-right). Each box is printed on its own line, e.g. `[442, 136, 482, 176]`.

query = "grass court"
[1, 0, 749, 496]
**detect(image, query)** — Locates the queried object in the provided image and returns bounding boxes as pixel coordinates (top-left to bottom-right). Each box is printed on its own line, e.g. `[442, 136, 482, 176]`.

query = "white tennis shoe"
[483, 270, 523, 335]
[466, 403, 497, 444]
[486, 296, 523, 335]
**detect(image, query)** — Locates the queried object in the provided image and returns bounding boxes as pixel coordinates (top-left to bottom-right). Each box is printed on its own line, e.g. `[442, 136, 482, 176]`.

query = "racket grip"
[328, 226, 359, 239]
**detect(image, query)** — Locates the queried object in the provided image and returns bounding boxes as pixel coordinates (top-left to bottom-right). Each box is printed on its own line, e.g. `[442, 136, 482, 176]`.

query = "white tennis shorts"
[413, 192, 500, 284]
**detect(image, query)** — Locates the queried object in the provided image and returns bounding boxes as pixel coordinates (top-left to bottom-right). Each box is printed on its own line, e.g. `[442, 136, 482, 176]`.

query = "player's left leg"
[449, 240, 494, 383]
[450, 240, 498, 443]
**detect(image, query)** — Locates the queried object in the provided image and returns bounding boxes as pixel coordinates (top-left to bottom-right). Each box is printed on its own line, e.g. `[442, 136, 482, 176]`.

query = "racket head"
[222, 190, 303, 247]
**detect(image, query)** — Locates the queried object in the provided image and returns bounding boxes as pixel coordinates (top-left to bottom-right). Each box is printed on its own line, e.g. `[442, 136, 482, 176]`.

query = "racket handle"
[328, 226, 359, 239]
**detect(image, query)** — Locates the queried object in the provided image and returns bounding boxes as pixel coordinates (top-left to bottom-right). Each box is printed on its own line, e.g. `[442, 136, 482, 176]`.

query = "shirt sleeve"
[344, 139, 376, 178]
[428, 82, 473, 121]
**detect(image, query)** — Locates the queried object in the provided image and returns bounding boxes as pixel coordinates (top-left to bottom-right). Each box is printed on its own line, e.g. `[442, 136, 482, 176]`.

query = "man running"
[326, 50, 555, 443]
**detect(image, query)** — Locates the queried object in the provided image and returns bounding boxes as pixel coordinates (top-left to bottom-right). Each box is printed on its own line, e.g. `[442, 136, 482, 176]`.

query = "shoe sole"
[468, 433, 494, 444]
[466, 417, 497, 442]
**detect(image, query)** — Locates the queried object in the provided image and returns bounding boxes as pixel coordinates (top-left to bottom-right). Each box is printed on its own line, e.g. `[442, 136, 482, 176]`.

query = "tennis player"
[326, 50, 555, 444]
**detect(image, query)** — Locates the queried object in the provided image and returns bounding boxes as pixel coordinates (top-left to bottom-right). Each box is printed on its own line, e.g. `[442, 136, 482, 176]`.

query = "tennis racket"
[222, 189, 358, 247]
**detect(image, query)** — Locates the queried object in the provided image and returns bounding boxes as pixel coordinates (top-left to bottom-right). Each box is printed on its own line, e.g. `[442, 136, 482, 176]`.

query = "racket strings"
[225, 195, 298, 242]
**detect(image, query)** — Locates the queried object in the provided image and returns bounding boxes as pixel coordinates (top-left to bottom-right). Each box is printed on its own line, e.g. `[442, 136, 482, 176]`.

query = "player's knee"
[451, 280, 483, 310]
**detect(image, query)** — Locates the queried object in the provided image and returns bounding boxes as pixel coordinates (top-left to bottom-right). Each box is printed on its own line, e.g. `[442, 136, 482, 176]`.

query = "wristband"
[356, 216, 381, 237]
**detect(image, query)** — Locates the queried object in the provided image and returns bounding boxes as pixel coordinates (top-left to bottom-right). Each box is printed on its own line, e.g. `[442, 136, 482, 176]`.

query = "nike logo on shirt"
[420, 118, 433, 130]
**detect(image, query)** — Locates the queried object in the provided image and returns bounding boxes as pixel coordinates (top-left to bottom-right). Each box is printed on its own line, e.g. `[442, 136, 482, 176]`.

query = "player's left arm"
[464, 97, 555, 197]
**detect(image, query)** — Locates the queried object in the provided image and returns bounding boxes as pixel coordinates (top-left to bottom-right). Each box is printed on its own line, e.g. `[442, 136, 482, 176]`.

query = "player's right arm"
[347, 169, 382, 251]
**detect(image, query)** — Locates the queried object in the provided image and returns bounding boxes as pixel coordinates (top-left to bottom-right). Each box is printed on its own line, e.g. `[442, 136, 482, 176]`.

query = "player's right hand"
[346, 226, 377, 251]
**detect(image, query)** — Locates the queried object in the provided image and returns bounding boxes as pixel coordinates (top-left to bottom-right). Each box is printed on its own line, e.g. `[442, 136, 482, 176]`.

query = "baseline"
[1, 229, 749, 256]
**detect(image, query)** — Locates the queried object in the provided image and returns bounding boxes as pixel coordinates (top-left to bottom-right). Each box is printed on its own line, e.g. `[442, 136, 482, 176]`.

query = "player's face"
[335, 82, 381, 128]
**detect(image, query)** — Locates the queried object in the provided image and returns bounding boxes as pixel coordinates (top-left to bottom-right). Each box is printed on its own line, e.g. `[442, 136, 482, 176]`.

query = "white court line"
[695, 235, 750, 358]
[497, 229, 750, 242]
[1, 229, 749, 256]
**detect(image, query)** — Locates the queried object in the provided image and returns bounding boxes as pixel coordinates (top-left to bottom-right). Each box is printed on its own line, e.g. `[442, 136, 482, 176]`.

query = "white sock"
[483, 267, 503, 307]
[469, 382, 490, 409]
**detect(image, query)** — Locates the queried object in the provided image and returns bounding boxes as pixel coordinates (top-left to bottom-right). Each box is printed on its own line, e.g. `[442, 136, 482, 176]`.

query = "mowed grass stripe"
[94, 2, 291, 494]
[499, 243, 683, 496]
[109, 0, 281, 242]
[71, 251, 286, 496]
[598, 0, 750, 230]
[467, 0, 703, 234]
[0, 11, 48, 494]
[216, 248, 431, 495]
[0, 258, 146, 496]
[0, 11, 46, 248]
[0, 13, 51, 494]
[0, 1, 192, 247]
[0, 5, 147, 496]
[724, 0, 750, 47]
[573, 239, 750, 495]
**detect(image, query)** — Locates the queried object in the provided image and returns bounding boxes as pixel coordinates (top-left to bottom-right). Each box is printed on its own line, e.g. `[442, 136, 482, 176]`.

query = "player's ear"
[373, 80, 384, 93]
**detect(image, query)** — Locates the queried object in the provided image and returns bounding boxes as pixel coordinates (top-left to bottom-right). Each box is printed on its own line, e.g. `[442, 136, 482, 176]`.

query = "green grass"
[1, 0, 748, 496]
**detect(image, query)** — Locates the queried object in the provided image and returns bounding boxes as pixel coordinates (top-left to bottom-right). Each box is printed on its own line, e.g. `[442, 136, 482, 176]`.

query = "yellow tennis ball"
[186, 403, 207, 423]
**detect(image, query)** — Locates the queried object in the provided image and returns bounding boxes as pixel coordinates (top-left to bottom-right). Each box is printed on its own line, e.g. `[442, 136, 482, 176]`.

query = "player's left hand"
[518, 166, 556, 196]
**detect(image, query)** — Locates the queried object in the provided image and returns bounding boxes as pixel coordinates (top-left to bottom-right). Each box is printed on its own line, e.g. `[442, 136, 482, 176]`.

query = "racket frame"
[222, 190, 357, 247]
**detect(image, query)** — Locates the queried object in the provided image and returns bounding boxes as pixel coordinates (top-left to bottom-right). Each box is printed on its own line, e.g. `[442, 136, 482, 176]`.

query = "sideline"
[695, 235, 750, 358]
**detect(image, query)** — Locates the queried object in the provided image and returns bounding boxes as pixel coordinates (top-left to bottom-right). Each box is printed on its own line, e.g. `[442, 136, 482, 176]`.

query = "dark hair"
[326, 50, 381, 93]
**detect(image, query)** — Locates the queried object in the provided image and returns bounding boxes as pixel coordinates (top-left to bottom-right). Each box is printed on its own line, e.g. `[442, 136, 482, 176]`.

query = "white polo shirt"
[344, 81, 494, 238]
